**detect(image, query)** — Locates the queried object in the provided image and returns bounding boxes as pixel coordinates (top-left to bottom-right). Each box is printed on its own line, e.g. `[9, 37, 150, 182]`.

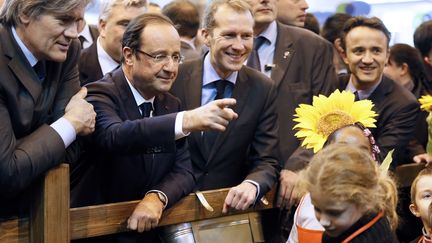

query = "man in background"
[79, 0, 147, 85]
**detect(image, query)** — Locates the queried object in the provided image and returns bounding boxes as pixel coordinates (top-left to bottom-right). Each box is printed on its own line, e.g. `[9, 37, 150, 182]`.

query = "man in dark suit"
[0, 0, 96, 219]
[79, 0, 147, 85]
[171, 0, 280, 213]
[86, 13, 238, 242]
[244, 0, 338, 241]
[338, 16, 419, 164]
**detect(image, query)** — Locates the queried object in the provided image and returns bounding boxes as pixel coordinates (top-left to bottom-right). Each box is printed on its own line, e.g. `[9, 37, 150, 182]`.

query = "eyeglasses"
[136, 50, 184, 65]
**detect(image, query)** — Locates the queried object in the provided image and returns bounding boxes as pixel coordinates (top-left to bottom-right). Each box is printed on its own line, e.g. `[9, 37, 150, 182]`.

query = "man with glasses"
[171, 0, 280, 215]
[85, 13, 238, 242]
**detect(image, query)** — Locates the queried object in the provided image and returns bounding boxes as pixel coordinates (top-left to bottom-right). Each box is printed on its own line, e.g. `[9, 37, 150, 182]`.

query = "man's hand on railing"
[222, 182, 257, 213]
[277, 169, 301, 209]
[127, 193, 164, 233]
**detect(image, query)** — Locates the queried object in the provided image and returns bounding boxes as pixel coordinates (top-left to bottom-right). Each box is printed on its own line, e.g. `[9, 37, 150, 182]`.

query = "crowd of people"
[1, 0, 432, 242]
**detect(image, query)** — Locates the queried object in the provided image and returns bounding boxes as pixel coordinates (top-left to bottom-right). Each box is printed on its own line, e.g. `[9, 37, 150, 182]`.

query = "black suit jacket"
[85, 68, 195, 206]
[171, 58, 280, 199]
[79, 42, 103, 86]
[270, 23, 338, 170]
[339, 75, 420, 165]
[0, 24, 81, 218]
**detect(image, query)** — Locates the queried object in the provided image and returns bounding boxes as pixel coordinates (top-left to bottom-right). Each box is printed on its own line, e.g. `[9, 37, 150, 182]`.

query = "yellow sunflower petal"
[292, 90, 378, 153]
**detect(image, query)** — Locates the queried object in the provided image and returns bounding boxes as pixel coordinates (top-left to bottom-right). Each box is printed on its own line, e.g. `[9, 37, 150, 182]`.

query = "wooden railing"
[0, 162, 424, 242]
[0, 164, 276, 242]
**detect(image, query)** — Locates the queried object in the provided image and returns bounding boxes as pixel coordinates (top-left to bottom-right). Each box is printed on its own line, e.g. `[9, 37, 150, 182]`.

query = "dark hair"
[389, 43, 431, 91]
[340, 16, 391, 51]
[304, 13, 320, 35]
[322, 13, 352, 44]
[121, 13, 174, 63]
[413, 20, 432, 58]
[162, 0, 200, 38]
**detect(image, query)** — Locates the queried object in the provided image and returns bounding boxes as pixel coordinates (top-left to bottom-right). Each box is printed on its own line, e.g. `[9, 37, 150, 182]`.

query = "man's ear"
[409, 203, 421, 217]
[425, 56, 432, 66]
[122, 47, 134, 66]
[98, 19, 107, 38]
[201, 29, 211, 47]
[18, 13, 31, 25]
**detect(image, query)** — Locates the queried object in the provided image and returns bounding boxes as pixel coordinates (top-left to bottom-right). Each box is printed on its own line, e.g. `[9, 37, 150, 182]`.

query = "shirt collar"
[258, 20, 277, 46]
[97, 37, 120, 75]
[79, 23, 93, 46]
[11, 26, 38, 67]
[345, 75, 383, 100]
[124, 73, 155, 107]
[203, 53, 237, 86]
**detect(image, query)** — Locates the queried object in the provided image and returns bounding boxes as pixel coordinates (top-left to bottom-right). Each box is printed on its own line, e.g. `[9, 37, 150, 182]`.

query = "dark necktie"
[202, 80, 230, 159]
[33, 61, 46, 82]
[139, 102, 153, 118]
[246, 36, 267, 71]
[354, 90, 360, 101]
[78, 36, 86, 49]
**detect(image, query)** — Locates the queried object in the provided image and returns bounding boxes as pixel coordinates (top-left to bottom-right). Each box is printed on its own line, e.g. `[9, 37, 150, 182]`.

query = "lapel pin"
[283, 51, 290, 59]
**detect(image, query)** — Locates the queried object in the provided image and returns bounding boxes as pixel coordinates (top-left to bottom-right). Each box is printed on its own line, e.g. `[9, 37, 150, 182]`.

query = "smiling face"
[123, 23, 180, 99]
[311, 189, 366, 237]
[276, 0, 309, 27]
[342, 26, 389, 90]
[16, 6, 85, 62]
[203, 5, 254, 78]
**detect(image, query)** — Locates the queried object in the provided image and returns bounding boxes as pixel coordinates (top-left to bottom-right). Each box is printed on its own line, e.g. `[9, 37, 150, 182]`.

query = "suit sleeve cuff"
[244, 179, 260, 204]
[146, 190, 168, 209]
[50, 117, 76, 148]
[175, 111, 190, 140]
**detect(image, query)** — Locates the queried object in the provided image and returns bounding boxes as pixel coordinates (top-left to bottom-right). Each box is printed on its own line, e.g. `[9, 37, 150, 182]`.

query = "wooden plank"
[0, 218, 29, 243]
[71, 187, 276, 240]
[395, 163, 425, 188]
[30, 164, 70, 243]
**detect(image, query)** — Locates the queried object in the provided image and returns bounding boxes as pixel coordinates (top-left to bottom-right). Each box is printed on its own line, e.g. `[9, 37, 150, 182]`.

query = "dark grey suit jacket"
[0, 24, 81, 218]
[85, 68, 195, 206]
[270, 23, 338, 170]
[338, 75, 420, 165]
[171, 57, 280, 199]
[79, 42, 103, 86]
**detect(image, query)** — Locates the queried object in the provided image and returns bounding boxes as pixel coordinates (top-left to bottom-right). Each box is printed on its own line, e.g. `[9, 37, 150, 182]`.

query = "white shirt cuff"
[146, 190, 168, 209]
[244, 179, 260, 204]
[50, 117, 76, 148]
[175, 111, 189, 140]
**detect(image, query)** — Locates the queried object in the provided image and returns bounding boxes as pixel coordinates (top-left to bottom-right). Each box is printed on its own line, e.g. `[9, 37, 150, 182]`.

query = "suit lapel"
[112, 68, 142, 120]
[1, 26, 42, 102]
[206, 67, 251, 164]
[271, 22, 294, 88]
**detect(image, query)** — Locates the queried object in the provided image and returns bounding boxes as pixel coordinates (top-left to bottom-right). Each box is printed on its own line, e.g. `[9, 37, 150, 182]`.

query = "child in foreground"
[410, 166, 432, 243]
[299, 144, 398, 242]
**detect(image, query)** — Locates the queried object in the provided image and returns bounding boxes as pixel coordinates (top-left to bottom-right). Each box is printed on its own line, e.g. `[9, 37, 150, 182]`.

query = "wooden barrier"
[1, 162, 423, 242]
[0, 164, 276, 242]
[70, 187, 276, 239]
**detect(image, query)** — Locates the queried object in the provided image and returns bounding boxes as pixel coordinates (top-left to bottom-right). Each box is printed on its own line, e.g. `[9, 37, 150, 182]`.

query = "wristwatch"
[156, 192, 167, 205]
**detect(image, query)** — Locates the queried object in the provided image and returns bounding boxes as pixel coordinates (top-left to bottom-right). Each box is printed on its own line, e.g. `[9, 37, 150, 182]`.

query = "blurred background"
[85, 0, 432, 45]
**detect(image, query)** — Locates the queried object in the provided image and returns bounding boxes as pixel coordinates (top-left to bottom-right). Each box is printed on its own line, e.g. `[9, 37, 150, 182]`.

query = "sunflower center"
[316, 111, 354, 137]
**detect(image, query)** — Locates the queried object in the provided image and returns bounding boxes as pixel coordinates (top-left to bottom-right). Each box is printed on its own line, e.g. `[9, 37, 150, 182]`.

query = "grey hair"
[0, 0, 91, 26]
[99, 0, 148, 21]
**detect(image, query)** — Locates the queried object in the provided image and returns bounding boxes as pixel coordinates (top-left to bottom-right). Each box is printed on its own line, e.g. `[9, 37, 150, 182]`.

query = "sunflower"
[419, 95, 432, 112]
[293, 90, 378, 153]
